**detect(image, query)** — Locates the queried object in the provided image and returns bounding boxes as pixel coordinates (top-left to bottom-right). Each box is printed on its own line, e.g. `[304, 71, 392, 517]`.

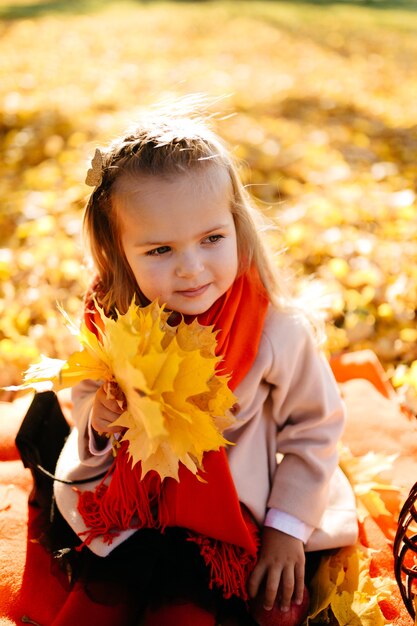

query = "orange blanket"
[0, 351, 416, 625]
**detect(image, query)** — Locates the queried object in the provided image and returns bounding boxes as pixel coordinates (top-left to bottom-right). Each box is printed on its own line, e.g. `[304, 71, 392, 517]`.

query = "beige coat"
[54, 305, 358, 557]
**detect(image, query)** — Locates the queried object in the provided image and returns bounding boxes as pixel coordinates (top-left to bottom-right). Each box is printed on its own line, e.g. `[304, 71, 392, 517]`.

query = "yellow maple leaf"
[18, 322, 111, 391]
[339, 445, 401, 525]
[331, 549, 395, 626]
[17, 300, 237, 481]
[308, 545, 359, 621]
[332, 590, 385, 626]
[308, 547, 394, 626]
[308, 446, 400, 626]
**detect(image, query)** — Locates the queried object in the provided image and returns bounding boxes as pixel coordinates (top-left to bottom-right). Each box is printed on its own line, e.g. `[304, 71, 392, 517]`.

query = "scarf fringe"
[187, 533, 256, 600]
[76, 443, 169, 548]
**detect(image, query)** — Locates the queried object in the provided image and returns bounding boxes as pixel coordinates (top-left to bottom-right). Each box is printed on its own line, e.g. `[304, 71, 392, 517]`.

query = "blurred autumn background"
[1, 0, 417, 409]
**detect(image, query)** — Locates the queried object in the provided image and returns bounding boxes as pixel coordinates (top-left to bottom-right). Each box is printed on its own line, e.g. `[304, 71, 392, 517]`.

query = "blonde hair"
[83, 112, 286, 316]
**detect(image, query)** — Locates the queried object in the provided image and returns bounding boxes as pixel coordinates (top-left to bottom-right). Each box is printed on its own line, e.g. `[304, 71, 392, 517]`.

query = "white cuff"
[264, 508, 314, 544]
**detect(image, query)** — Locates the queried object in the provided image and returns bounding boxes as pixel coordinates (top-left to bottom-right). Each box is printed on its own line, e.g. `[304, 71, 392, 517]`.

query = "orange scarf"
[78, 268, 269, 600]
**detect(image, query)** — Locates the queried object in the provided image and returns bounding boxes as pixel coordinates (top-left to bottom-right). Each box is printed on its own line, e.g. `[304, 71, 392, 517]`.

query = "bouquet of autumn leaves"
[16, 300, 237, 482]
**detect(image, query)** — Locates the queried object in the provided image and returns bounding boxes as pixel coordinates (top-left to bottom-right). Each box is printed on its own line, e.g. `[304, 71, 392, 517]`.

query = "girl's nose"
[175, 250, 204, 278]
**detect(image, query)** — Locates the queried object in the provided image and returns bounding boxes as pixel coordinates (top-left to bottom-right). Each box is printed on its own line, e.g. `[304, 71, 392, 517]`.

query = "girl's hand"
[248, 527, 305, 612]
[91, 381, 125, 436]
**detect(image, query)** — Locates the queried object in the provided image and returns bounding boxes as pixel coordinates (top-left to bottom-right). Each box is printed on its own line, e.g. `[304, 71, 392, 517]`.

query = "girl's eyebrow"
[135, 223, 231, 248]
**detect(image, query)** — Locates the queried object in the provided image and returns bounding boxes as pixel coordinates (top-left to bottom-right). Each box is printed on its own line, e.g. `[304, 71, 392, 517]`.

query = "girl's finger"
[248, 562, 266, 599]
[294, 562, 305, 605]
[93, 408, 122, 433]
[263, 567, 281, 610]
[96, 386, 123, 414]
[279, 566, 294, 611]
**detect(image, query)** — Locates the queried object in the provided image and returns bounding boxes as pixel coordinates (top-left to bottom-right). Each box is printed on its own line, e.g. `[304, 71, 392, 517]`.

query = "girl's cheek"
[132, 260, 167, 290]
[218, 243, 238, 267]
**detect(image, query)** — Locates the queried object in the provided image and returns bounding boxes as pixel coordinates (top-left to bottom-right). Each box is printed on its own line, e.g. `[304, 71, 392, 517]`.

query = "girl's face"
[116, 166, 239, 315]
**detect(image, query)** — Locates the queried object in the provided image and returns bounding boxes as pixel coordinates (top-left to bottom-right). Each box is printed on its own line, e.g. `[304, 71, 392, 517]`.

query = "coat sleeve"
[71, 378, 113, 468]
[265, 316, 346, 528]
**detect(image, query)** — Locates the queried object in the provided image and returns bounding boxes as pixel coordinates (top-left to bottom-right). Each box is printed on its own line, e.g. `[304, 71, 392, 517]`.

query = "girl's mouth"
[176, 284, 210, 298]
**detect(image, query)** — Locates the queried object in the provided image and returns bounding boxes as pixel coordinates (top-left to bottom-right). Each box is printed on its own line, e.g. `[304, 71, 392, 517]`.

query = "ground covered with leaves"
[1, 0, 417, 408]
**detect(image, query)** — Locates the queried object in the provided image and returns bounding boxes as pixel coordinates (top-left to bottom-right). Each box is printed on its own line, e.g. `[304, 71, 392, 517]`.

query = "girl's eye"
[146, 246, 171, 256]
[204, 234, 224, 244]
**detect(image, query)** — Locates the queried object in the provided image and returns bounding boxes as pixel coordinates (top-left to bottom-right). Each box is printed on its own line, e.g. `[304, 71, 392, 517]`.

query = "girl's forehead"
[116, 165, 235, 245]
[115, 164, 232, 205]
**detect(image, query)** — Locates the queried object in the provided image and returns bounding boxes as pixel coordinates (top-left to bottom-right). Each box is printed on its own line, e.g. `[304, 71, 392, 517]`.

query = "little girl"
[53, 108, 358, 626]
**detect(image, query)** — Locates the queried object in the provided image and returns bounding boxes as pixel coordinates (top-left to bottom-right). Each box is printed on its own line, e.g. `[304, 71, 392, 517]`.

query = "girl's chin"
[162, 303, 210, 318]
[137, 297, 210, 316]
[167, 295, 216, 316]
[172, 304, 211, 317]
